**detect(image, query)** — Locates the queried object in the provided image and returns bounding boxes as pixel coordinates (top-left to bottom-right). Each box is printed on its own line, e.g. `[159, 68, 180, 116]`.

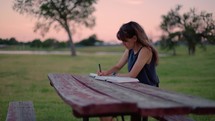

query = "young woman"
[98, 21, 159, 121]
[98, 21, 159, 86]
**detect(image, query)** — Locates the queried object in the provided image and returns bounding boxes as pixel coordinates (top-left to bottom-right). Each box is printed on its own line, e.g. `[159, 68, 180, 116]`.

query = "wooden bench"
[153, 115, 195, 121]
[6, 101, 36, 121]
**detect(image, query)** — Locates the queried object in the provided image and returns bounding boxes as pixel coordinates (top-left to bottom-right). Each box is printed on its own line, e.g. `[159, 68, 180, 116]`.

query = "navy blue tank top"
[128, 48, 159, 86]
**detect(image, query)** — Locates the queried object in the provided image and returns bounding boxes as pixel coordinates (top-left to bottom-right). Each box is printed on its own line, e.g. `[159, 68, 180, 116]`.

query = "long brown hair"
[117, 21, 159, 65]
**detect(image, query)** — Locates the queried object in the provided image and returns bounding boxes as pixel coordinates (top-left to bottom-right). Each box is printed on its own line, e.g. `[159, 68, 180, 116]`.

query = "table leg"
[121, 115, 125, 121]
[130, 114, 141, 121]
[83, 117, 89, 121]
[142, 117, 148, 121]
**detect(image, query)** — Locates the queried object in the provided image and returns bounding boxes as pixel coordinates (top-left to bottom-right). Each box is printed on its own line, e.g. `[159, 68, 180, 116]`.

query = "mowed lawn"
[0, 45, 215, 121]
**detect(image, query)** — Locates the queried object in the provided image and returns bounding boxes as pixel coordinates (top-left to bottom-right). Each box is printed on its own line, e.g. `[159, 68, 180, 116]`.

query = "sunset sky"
[0, 0, 215, 43]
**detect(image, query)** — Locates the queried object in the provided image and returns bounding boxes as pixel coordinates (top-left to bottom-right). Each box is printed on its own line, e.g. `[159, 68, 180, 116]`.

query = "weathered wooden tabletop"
[48, 73, 215, 120]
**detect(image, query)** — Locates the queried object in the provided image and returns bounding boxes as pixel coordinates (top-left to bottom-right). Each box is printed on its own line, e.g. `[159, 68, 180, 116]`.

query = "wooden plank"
[48, 73, 136, 117]
[115, 82, 215, 115]
[154, 115, 195, 121]
[72, 75, 192, 116]
[6, 101, 36, 121]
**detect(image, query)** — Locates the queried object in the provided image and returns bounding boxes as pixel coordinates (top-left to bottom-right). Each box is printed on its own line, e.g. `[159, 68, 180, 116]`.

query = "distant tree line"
[0, 34, 104, 48]
[0, 37, 69, 48]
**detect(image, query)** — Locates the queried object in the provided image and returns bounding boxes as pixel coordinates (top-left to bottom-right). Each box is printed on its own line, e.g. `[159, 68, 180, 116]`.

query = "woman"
[98, 21, 159, 86]
[98, 21, 159, 121]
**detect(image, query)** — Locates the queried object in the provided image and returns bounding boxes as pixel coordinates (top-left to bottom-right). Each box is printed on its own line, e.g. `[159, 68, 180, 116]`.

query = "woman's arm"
[98, 49, 129, 76]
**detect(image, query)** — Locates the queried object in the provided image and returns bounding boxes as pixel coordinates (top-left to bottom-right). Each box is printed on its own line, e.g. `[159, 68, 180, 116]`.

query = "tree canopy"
[13, 0, 98, 56]
[160, 5, 215, 55]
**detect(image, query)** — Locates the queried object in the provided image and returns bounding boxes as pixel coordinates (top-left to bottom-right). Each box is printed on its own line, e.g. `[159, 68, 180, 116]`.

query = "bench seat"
[153, 115, 195, 121]
[6, 101, 36, 121]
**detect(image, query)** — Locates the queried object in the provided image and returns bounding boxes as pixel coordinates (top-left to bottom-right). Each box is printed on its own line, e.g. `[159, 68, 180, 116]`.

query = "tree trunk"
[188, 43, 195, 55]
[68, 31, 76, 56]
[173, 46, 176, 56]
[188, 46, 191, 55]
[191, 45, 195, 55]
[65, 23, 76, 56]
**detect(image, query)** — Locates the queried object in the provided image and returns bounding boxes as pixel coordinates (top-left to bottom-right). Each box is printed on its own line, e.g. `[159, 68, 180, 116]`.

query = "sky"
[0, 0, 215, 43]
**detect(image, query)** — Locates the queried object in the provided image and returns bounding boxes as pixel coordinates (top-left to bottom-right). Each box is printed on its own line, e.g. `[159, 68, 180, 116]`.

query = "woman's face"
[122, 36, 136, 49]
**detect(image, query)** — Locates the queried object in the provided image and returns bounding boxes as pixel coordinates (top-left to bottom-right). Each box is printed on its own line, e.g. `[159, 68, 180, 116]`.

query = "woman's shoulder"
[139, 47, 153, 58]
[140, 46, 152, 53]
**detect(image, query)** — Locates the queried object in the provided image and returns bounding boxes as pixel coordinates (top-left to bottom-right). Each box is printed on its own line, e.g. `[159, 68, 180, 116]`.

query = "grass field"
[0, 45, 215, 121]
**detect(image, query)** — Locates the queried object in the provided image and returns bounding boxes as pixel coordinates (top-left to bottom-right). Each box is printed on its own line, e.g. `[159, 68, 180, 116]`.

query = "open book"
[89, 73, 139, 83]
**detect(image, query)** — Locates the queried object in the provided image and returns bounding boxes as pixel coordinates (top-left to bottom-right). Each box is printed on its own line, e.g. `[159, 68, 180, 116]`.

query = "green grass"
[0, 45, 215, 121]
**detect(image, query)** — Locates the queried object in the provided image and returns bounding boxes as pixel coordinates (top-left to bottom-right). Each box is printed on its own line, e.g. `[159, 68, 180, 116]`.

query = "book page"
[89, 73, 98, 78]
[101, 76, 139, 83]
[89, 73, 139, 83]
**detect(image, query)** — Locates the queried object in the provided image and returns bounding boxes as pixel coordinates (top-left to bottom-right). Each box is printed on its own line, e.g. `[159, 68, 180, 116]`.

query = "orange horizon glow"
[0, 0, 215, 43]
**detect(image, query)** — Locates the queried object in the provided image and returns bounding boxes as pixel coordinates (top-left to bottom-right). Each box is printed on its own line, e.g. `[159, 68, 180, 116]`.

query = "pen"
[98, 64, 102, 72]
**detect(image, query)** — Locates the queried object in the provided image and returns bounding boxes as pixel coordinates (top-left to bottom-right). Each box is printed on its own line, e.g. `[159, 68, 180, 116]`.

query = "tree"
[8, 37, 19, 45]
[160, 5, 215, 55]
[13, 0, 97, 56]
[57, 41, 68, 48]
[30, 39, 42, 48]
[76, 34, 103, 46]
[42, 38, 57, 48]
[160, 33, 180, 56]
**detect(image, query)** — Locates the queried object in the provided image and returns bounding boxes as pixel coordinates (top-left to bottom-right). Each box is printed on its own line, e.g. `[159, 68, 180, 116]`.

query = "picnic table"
[48, 73, 215, 121]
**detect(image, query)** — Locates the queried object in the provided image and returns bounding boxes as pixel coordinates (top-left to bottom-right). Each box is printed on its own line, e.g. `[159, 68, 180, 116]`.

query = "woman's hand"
[97, 71, 109, 76]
